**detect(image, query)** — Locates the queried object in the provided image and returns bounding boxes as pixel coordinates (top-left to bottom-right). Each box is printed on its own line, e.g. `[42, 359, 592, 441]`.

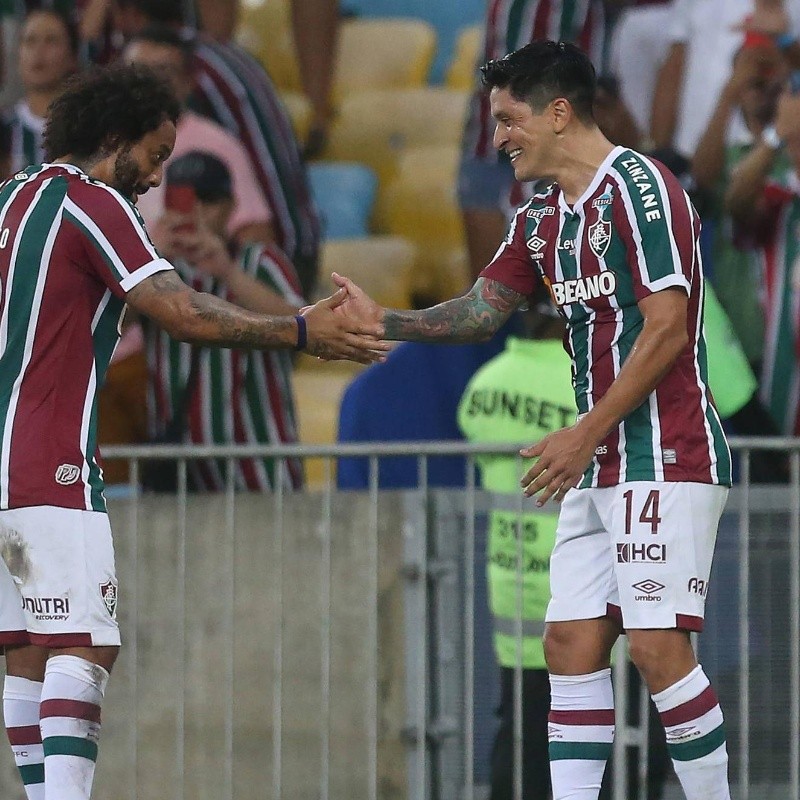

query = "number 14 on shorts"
[623, 488, 662, 536]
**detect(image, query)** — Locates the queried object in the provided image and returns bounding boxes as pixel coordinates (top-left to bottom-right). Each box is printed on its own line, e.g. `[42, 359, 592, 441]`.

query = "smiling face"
[490, 86, 559, 183]
[19, 11, 77, 95]
[91, 118, 176, 202]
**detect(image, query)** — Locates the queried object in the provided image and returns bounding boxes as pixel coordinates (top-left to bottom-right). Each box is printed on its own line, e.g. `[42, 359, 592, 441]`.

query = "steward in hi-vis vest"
[458, 326, 576, 669]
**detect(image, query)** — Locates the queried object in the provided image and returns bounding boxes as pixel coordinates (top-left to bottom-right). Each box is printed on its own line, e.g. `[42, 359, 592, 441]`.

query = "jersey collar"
[557, 145, 625, 215]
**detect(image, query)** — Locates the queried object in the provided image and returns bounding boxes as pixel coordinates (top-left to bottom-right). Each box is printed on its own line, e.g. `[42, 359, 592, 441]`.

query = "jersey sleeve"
[242, 242, 305, 306]
[64, 182, 172, 298]
[611, 154, 696, 301]
[479, 203, 540, 296]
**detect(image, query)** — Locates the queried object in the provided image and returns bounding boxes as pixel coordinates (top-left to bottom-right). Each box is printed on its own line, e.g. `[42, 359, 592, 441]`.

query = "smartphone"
[164, 184, 197, 232]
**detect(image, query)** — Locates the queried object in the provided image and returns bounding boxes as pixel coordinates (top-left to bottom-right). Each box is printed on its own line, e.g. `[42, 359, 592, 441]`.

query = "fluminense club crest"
[99, 580, 118, 618]
[588, 217, 611, 258]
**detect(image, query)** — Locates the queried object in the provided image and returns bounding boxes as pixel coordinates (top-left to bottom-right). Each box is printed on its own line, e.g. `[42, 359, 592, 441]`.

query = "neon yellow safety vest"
[457, 337, 577, 669]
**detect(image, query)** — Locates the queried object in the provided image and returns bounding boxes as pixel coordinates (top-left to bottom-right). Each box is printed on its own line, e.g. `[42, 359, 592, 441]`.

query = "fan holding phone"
[147, 151, 308, 491]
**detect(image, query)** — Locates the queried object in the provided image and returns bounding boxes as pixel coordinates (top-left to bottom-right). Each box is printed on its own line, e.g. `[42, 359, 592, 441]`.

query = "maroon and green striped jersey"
[745, 180, 800, 435]
[146, 241, 304, 491]
[482, 146, 732, 487]
[0, 163, 172, 511]
[464, 0, 606, 162]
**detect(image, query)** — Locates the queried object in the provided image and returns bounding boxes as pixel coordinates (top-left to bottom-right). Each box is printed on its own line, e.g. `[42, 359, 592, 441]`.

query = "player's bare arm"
[520, 288, 689, 505]
[126, 269, 390, 364]
[333, 273, 525, 343]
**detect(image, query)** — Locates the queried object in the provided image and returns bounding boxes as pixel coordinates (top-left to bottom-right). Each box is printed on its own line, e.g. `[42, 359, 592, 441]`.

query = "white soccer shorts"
[0, 506, 120, 647]
[546, 481, 728, 631]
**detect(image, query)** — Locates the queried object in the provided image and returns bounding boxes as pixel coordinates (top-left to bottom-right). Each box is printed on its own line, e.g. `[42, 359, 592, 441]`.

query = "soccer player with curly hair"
[0, 63, 385, 800]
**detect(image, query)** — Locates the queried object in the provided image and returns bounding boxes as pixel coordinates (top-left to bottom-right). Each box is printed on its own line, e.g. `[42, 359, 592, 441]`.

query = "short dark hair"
[128, 24, 195, 68]
[23, 7, 80, 56]
[43, 64, 180, 161]
[115, 0, 184, 25]
[480, 40, 596, 123]
[166, 151, 233, 202]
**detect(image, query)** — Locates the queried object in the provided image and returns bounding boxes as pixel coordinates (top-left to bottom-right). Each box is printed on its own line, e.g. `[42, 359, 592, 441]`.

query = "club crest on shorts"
[588, 217, 611, 258]
[99, 580, 118, 618]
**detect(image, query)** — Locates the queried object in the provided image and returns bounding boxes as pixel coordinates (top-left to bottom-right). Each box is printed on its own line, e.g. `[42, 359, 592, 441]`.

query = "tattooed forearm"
[127, 269, 296, 349]
[186, 292, 296, 348]
[382, 278, 523, 343]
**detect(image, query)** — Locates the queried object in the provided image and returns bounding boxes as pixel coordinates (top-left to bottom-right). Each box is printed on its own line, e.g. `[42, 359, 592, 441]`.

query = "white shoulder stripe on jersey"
[0, 181, 64, 508]
[119, 257, 173, 293]
[638, 153, 687, 282]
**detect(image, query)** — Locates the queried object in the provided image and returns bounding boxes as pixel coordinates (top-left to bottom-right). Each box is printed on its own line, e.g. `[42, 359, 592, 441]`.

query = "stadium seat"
[278, 91, 312, 145]
[341, 0, 485, 82]
[334, 18, 436, 97]
[317, 235, 417, 309]
[307, 162, 378, 240]
[445, 25, 483, 90]
[236, 0, 302, 93]
[374, 146, 468, 302]
[324, 88, 469, 184]
[292, 365, 357, 486]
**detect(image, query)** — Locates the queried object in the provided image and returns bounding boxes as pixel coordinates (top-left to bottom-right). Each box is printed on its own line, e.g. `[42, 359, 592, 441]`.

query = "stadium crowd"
[0, 0, 795, 489]
[0, 2, 798, 799]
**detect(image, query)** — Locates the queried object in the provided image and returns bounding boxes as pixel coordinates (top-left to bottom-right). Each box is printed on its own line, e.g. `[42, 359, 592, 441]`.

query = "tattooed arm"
[332, 273, 525, 343]
[126, 269, 389, 363]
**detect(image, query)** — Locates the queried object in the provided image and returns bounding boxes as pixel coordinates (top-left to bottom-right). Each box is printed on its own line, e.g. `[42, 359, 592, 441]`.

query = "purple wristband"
[294, 314, 307, 351]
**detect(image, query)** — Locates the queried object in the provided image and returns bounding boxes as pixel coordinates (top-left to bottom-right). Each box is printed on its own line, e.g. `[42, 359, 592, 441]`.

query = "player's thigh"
[605, 482, 728, 632]
[546, 488, 619, 625]
[0, 506, 120, 647]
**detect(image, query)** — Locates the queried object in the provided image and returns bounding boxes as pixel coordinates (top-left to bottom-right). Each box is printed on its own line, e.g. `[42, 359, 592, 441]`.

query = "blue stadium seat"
[342, 0, 485, 83]
[307, 162, 379, 240]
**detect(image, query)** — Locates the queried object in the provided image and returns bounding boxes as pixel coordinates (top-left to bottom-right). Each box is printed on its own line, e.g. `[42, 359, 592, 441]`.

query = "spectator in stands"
[0, 7, 78, 177]
[650, 0, 800, 161]
[145, 151, 306, 490]
[123, 25, 272, 246]
[725, 87, 800, 436]
[607, 0, 674, 147]
[192, 0, 339, 156]
[113, 0, 322, 298]
[691, 38, 788, 356]
[458, 0, 606, 280]
[336, 330, 514, 490]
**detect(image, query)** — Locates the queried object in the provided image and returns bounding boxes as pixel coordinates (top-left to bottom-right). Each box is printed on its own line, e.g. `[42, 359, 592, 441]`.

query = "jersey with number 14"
[0, 163, 172, 512]
[482, 146, 731, 488]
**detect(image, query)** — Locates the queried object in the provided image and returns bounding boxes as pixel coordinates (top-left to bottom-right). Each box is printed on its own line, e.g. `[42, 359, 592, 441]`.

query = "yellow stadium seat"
[236, 0, 302, 93]
[278, 91, 312, 146]
[446, 24, 483, 91]
[334, 18, 437, 98]
[292, 367, 355, 486]
[324, 88, 469, 184]
[374, 146, 469, 303]
[318, 235, 417, 310]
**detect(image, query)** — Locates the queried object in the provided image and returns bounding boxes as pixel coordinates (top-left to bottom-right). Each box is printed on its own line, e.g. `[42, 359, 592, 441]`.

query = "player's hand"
[302, 288, 390, 364]
[330, 272, 385, 327]
[519, 424, 599, 506]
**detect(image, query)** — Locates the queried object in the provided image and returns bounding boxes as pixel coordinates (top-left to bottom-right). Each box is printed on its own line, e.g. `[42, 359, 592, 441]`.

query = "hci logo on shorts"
[616, 543, 667, 564]
[99, 580, 117, 618]
[55, 464, 80, 485]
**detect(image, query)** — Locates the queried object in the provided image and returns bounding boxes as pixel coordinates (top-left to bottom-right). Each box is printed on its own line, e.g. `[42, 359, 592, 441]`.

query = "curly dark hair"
[43, 63, 181, 161]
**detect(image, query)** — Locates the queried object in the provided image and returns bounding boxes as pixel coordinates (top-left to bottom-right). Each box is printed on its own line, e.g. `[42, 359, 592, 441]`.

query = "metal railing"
[1, 437, 793, 800]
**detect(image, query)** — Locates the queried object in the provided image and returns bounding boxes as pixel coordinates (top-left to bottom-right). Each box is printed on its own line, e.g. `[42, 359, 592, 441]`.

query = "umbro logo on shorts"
[55, 464, 80, 485]
[632, 579, 665, 602]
